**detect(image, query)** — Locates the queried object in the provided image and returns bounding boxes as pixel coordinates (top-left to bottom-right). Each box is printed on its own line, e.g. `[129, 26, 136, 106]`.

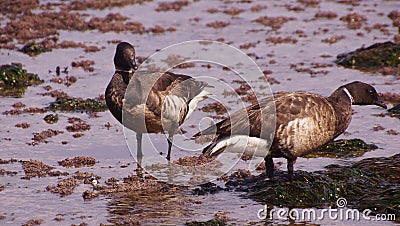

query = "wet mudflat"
[0, 0, 399, 225]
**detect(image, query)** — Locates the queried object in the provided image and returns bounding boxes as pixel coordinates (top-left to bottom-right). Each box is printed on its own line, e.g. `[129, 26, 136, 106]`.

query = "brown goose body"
[105, 42, 209, 160]
[270, 91, 352, 159]
[106, 70, 207, 134]
[196, 81, 386, 181]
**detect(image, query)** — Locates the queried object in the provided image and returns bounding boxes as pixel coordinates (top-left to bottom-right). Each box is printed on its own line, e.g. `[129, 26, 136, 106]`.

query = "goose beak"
[374, 100, 387, 109]
[130, 59, 138, 70]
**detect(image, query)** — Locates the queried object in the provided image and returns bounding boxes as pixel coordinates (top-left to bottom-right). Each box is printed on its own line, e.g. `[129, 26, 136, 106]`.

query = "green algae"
[227, 171, 343, 208]
[335, 41, 400, 69]
[0, 64, 43, 86]
[1, 64, 27, 86]
[0, 86, 28, 98]
[43, 114, 59, 124]
[49, 97, 107, 112]
[185, 219, 226, 226]
[18, 42, 52, 57]
[305, 139, 378, 159]
[0, 64, 43, 98]
[226, 154, 400, 221]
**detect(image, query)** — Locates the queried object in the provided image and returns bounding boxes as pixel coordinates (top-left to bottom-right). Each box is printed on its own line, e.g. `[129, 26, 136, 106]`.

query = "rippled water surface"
[0, 0, 399, 225]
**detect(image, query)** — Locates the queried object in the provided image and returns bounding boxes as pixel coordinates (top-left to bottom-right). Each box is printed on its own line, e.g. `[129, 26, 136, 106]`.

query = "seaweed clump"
[185, 219, 226, 226]
[58, 156, 96, 168]
[20, 159, 67, 179]
[227, 154, 400, 222]
[388, 104, 400, 119]
[192, 182, 227, 195]
[43, 114, 59, 124]
[18, 42, 52, 56]
[0, 64, 42, 86]
[29, 129, 64, 146]
[305, 139, 378, 158]
[0, 64, 43, 97]
[46, 177, 77, 197]
[49, 97, 107, 112]
[335, 41, 400, 70]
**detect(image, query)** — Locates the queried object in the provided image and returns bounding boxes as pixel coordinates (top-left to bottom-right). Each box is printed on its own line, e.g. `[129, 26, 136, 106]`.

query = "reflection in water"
[0, 85, 27, 98]
[106, 183, 193, 225]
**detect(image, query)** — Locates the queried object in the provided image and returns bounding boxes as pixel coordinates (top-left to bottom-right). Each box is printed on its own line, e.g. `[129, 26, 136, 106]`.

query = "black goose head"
[114, 42, 138, 72]
[340, 81, 386, 108]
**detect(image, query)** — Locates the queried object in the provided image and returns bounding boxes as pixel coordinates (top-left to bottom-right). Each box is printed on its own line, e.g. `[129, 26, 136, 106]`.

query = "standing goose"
[106, 42, 210, 160]
[194, 81, 386, 181]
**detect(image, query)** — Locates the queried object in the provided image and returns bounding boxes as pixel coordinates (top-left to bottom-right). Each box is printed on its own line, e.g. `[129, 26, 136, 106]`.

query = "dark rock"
[336, 41, 400, 69]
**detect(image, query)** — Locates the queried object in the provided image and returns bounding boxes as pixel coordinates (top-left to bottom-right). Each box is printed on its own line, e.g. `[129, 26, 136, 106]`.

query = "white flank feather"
[185, 90, 213, 121]
[208, 135, 271, 157]
[162, 95, 187, 124]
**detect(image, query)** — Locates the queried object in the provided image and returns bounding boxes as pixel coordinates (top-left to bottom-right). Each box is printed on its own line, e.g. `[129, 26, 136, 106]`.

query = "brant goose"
[194, 81, 386, 181]
[106, 42, 210, 160]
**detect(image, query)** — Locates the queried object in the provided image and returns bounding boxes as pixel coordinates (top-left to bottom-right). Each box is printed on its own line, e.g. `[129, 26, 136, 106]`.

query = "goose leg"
[166, 134, 173, 161]
[135, 133, 143, 177]
[265, 156, 274, 179]
[287, 158, 295, 182]
[136, 133, 143, 159]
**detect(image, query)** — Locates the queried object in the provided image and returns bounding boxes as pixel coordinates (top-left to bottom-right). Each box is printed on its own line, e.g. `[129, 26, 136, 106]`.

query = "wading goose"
[194, 81, 386, 181]
[106, 42, 209, 160]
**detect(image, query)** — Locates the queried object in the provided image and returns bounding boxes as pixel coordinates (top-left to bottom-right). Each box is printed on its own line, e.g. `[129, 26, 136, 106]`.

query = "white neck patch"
[116, 68, 133, 73]
[343, 88, 354, 104]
